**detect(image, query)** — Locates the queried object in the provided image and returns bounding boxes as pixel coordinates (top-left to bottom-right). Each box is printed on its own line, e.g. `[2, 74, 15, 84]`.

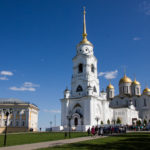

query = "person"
[91, 126, 95, 136]
[100, 127, 104, 136]
[87, 127, 90, 136]
[95, 126, 98, 135]
[64, 132, 67, 138]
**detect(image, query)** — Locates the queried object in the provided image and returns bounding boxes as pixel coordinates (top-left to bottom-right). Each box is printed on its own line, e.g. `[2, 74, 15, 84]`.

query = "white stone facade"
[60, 10, 148, 131]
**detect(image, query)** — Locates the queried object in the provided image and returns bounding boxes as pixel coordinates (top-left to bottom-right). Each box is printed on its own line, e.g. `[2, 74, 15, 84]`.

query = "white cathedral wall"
[90, 97, 113, 125]
[113, 108, 138, 125]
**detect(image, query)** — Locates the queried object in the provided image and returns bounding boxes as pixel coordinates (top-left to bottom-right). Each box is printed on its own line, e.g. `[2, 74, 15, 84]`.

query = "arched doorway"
[74, 117, 78, 126]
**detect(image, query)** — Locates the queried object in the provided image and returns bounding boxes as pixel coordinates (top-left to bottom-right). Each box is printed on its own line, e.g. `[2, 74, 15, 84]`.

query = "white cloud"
[133, 37, 141, 41]
[99, 70, 118, 80]
[0, 71, 13, 76]
[0, 76, 8, 80]
[43, 109, 61, 114]
[9, 82, 39, 92]
[9, 86, 36, 92]
[23, 82, 40, 87]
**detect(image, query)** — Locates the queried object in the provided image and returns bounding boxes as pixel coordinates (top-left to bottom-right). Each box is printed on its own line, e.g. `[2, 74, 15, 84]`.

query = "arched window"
[93, 86, 97, 92]
[91, 64, 95, 73]
[76, 85, 83, 92]
[78, 64, 83, 73]
[74, 117, 78, 126]
[137, 88, 139, 94]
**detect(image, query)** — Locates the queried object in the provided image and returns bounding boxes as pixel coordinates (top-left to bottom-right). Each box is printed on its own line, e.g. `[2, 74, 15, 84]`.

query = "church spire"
[83, 7, 87, 40]
[77, 7, 93, 47]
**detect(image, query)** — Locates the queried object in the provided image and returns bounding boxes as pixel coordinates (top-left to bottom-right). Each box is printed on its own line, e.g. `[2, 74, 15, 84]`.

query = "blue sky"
[0, 0, 150, 130]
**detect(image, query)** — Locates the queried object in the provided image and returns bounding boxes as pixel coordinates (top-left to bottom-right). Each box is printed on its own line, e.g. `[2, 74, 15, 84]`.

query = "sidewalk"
[0, 136, 107, 150]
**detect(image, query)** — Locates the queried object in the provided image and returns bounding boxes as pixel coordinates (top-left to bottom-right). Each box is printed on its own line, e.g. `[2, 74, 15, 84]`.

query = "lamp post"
[67, 115, 72, 138]
[95, 117, 100, 126]
[50, 121, 52, 131]
[3, 109, 13, 146]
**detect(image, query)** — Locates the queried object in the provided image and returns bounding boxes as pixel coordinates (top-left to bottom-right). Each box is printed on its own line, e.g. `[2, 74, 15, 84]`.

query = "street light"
[3, 109, 13, 146]
[67, 115, 72, 138]
[50, 121, 52, 131]
[95, 117, 100, 126]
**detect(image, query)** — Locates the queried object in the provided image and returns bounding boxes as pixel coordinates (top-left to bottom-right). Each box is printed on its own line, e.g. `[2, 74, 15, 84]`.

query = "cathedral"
[60, 9, 150, 131]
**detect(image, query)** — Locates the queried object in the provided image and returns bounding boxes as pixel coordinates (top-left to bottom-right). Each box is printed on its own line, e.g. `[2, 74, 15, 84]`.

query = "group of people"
[87, 125, 127, 136]
[87, 126, 104, 136]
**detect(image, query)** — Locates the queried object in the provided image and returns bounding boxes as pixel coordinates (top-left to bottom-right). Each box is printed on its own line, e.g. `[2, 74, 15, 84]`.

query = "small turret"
[143, 87, 150, 96]
[87, 84, 93, 96]
[131, 78, 141, 96]
[106, 82, 114, 99]
[64, 87, 70, 98]
[128, 100, 135, 110]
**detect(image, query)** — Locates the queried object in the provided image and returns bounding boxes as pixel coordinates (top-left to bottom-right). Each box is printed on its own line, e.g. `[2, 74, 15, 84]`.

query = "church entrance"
[74, 117, 78, 126]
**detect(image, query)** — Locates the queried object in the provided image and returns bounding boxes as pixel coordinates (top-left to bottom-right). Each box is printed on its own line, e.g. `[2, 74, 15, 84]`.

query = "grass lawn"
[39, 132, 150, 150]
[0, 132, 88, 147]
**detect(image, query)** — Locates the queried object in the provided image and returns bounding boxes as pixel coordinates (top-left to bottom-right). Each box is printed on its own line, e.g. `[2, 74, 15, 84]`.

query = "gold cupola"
[107, 83, 114, 89]
[143, 87, 150, 93]
[78, 8, 93, 47]
[132, 79, 140, 85]
[119, 74, 132, 85]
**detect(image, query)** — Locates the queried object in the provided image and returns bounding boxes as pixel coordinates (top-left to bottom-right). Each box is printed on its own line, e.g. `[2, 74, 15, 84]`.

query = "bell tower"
[71, 8, 100, 98]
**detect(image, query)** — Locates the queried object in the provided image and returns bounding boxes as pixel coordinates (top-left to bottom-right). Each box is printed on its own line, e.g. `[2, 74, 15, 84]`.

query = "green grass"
[39, 132, 150, 150]
[0, 132, 88, 147]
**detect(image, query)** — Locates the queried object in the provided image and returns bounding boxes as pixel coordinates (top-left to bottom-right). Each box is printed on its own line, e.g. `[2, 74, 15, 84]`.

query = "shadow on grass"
[44, 133, 150, 150]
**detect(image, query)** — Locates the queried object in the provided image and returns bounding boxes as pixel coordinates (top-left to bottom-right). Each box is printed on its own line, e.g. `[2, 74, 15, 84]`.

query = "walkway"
[0, 136, 107, 150]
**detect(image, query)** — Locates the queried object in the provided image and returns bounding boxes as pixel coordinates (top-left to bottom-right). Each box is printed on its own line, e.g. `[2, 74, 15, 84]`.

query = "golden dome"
[119, 74, 132, 84]
[132, 79, 140, 85]
[143, 87, 150, 93]
[107, 83, 114, 89]
[78, 38, 93, 46]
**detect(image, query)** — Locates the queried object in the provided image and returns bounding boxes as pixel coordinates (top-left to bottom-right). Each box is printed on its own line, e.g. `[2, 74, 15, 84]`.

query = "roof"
[0, 98, 38, 108]
[119, 74, 132, 84]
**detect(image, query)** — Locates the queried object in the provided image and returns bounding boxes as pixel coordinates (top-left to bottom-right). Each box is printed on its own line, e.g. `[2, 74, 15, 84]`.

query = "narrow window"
[76, 85, 83, 92]
[137, 88, 139, 94]
[144, 99, 147, 107]
[135, 100, 136, 107]
[93, 86, 97, 92]
[78, 64, 83, 73]
[91, 64, 95, 73]
[22, 121, 25, 126]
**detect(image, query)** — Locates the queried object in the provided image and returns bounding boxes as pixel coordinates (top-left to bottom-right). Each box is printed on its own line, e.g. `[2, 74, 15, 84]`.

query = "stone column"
[26, 109, 29, 128]
[20, 110, 22, 127]
[13, 110, 16, 127]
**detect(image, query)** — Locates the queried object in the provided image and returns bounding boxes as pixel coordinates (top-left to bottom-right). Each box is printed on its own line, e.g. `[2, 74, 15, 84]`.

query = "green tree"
[107, 119, 110, 125]
[136, 120, 141, 126]
[101, 121, 103, 125]
[116, 117, 121, 124]
[143, 119, 147, 126]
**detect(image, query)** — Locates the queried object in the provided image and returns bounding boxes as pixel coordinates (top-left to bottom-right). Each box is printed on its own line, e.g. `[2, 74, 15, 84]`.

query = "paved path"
[0, 136, 107, 150]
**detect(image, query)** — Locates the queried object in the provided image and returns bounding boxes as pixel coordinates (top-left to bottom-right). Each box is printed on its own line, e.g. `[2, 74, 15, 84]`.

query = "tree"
[143, 119, 147, 126]
[107, 119, 110, 125]
[136, 120, 141, 126]
[116, 117, 121, 124]
[101, 121, 103, 125]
